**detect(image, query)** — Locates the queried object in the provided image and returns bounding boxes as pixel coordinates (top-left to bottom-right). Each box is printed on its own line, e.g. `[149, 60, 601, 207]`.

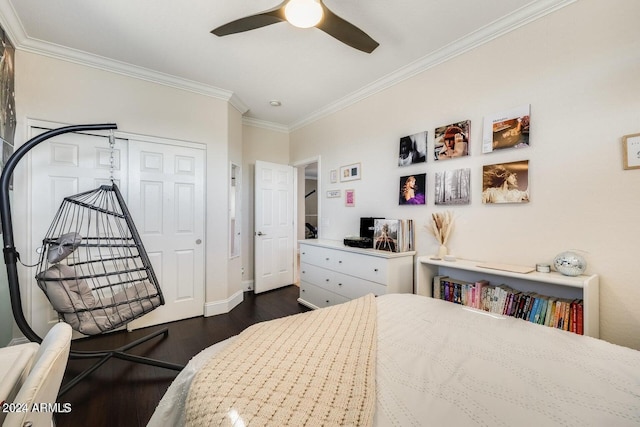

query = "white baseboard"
[203, 289, 244, 317]
[242, 279, 254, 291]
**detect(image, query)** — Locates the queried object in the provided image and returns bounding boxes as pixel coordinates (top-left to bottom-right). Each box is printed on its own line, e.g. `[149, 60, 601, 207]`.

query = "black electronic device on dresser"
[343, 217, 383, 248]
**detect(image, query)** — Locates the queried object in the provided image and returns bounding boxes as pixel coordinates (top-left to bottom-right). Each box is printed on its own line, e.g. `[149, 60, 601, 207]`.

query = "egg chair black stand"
[0, 124, 184, 397]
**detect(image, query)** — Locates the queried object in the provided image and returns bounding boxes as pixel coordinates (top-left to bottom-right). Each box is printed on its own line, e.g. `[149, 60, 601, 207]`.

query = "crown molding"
[1, 0, 574, 132]
[0, 0, 249, 111]
[242, 116, 290, 133]
[289, 0, 576, 131]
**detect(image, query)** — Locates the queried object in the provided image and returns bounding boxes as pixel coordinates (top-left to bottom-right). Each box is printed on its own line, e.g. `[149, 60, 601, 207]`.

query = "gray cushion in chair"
[47, 232, 83, 263]
[36, 264, 96, 313]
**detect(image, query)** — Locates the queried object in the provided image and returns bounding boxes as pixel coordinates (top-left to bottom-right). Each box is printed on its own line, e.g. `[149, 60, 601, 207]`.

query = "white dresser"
[298, 239, 415, 309]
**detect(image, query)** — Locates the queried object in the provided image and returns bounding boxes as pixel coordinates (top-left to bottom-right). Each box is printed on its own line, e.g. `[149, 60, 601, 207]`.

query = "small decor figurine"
[553, 251, 587, 276]
[427, 211, 454, 258]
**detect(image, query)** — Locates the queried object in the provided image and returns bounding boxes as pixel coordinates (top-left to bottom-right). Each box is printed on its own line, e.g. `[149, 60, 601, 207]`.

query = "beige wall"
[290, 0, 640, 349]
[13, 51, 241, 330]
[241, 124, 290, 289]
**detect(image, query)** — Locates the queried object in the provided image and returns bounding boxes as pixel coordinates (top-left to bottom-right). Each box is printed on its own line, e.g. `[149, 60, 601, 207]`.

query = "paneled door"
[28, 124, 205, 336]
[125, 139, 205, 330]
[28, 128, 128, 338]
[254, 160, 295, 293]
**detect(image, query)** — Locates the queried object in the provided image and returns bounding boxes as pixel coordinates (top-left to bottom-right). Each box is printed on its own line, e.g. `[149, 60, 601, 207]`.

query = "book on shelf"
[433, 275, 447, 300]
[563, 300, 571, 331]
[430, 273, 585, 335]
[576, 300, 584, 335]
[544, 298, 556, 326]
[536, 298, 549, 325]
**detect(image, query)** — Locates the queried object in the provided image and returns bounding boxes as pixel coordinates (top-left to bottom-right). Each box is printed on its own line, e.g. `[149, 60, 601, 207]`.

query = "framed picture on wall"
[399, 173, 426, 205]
[434, 120, 470, 161]
[345, 189, 355, 207]
[398, 131, 427, 166]
[340, 163, 361, 182]
[435, 168, 471, 205]
[330, 169, 338, 183]
[482, 160, 529, 204]
[482, 104, 530, 154]
[623, 133, 640, 170]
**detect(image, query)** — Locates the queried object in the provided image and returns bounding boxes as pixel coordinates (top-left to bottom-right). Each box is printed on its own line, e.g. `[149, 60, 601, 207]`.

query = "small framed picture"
[340, 163, 361, 182]
[345, 189, 355, 207]
[326, 189, 341, 198]
[623, 133, 640, 170]
[330, 169, 338, 183]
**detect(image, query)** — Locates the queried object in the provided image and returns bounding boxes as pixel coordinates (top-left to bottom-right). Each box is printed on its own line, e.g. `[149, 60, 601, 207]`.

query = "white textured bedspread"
[149, 294, 640, 426]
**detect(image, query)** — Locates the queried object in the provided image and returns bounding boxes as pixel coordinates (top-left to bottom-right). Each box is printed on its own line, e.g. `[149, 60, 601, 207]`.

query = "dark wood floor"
[55, 285, 309, 427]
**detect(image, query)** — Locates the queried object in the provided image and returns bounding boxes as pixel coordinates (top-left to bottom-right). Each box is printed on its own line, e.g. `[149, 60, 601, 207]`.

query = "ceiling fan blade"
[316, 4, 379, 53]
[211, 3, 287, 36]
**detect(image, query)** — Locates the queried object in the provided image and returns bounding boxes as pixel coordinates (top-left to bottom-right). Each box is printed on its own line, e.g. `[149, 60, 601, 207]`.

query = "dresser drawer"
[332, 272, 387, 299]
[300, 244, 335, 268]
[299, 281, 349, 309]
[332, 250, 388, 284]
[299, 262, 335, 289]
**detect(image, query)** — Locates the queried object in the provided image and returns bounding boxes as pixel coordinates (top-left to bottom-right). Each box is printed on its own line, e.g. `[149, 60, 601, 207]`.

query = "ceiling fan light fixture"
[284, 0, 323, 28]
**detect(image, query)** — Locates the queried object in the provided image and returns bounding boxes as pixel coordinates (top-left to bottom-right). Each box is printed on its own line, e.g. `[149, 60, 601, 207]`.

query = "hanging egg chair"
[0, 124, 183, 397]
[35, 183, 163, 336]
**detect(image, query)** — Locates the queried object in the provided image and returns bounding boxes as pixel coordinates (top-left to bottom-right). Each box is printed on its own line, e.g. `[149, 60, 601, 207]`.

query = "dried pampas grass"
[427, 211, 454, 245]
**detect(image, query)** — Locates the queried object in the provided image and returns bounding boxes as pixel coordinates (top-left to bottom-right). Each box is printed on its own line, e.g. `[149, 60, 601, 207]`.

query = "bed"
[148, 293, 640, 426]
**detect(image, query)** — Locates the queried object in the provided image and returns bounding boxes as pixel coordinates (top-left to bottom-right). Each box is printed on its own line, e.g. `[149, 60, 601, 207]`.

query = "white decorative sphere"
[553, 251, 587, 276]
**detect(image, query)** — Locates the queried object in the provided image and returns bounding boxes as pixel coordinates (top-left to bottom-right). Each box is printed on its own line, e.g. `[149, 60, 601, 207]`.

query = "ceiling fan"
[211, 0, 379, 54]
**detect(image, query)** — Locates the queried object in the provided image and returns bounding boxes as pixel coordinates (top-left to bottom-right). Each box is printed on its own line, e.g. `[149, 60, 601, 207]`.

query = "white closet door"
[125, 139, 205, 330]
[28, 129, 127, 338]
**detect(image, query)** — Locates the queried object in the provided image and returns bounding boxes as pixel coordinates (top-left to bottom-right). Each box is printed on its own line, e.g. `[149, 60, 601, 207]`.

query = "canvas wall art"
[398, 131, 427, 166]
[434, 120, 470, 160]
[435, 168, 471, 205]
[399, 173, 426, 205]
[0, 26, 15, 195]
[373, 219, 399, 252]
[482, 104, 530, 153]
[482, 160, 529, 204]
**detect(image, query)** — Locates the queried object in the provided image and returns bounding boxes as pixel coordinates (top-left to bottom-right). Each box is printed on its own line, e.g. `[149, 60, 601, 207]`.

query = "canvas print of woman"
[434, 120, 470, 161]
[399, 173, 426, 205]
[398, 131, 427, 166]
[482, 160, 529, 204]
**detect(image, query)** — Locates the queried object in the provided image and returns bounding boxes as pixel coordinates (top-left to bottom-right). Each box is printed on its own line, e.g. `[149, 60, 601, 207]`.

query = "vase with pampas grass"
[427, 211, 454, 258]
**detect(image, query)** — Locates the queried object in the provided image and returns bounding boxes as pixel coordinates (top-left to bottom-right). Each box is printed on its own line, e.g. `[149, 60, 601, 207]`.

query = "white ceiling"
[0, 0, 573, 130]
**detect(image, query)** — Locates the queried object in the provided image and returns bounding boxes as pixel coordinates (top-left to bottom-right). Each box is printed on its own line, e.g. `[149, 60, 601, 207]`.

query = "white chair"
[2, 323, 72, 427]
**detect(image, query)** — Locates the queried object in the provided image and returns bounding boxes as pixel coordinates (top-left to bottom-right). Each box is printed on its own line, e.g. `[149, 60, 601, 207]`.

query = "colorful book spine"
[577, 300, 584, 335]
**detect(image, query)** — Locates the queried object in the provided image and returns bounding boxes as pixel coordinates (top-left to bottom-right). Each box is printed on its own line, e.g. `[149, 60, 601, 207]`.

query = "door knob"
[256, 231, 266, 236]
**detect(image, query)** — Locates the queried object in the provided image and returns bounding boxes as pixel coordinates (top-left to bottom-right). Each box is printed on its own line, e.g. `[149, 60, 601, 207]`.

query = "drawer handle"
[338, 283, 342, 286]
[325, 257, 330, 261]
[302, 252, 306, 255]
[338, 260, 342, 264]
[326, 300, 330, 303]
[325, 279, 330, 282]
[302, 271, 306, 274]
[374, 268, 379, 272]
[302, 289, 305, 292]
